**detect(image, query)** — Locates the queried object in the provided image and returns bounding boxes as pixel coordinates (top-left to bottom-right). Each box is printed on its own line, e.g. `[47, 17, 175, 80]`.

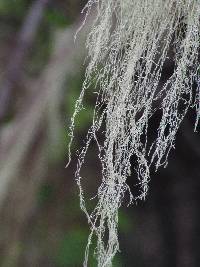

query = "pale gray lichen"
[68, 1, 200, 266]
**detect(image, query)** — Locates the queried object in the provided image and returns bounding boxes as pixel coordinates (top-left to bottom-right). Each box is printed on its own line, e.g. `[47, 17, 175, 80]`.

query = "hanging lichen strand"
[68, 0, 200, 266]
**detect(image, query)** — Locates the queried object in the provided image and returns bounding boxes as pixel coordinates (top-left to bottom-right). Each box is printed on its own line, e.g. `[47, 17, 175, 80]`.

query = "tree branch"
[0, 0, 50, 122]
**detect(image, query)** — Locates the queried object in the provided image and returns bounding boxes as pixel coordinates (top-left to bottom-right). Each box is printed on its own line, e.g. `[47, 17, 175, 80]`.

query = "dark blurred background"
[0, 1, 199, 267]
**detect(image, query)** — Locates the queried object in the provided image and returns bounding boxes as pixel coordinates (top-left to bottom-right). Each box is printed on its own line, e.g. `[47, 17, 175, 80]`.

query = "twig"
[0, 0, 50, 121]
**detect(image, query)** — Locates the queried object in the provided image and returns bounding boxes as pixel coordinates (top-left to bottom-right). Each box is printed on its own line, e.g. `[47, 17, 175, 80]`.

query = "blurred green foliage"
[119, 210, 133, 233]
[38, 183, 55, 205]
[56, 229, 96, 267]
[45, 9, 71, 28]
[28, 25, 52, 75]
[0, 0, 28, 18]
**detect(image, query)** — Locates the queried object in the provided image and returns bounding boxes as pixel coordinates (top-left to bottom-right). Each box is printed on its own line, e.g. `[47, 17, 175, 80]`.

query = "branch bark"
[0, 0, 50, 122]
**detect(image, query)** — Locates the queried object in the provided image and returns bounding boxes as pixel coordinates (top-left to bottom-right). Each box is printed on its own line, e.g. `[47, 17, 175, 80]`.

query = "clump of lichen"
[68, 1, 200, 266]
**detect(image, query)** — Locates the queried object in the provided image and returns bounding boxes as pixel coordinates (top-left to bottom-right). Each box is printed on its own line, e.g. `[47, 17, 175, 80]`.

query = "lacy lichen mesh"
[68, 1, 200, 266]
